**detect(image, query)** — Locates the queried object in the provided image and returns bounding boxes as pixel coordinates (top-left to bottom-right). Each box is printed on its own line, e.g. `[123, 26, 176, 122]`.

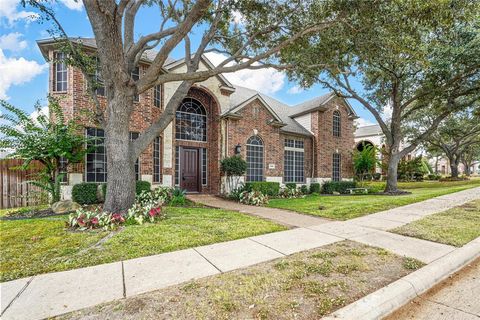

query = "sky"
[0, 0, 377, 127]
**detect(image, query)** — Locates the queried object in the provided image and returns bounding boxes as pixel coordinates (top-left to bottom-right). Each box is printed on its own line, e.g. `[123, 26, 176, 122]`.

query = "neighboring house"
[428, 157, 480, 176]
[37, 38, 357, 197]
[354, 124, 385, 174]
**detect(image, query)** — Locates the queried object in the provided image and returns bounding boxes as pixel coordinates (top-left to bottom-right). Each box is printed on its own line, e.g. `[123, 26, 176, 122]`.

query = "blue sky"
[0, 0, 376, 126]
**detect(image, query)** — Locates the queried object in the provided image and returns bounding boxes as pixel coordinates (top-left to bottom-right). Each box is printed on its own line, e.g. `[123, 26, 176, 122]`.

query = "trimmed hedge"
[322, 181, 357, 194]
[300, 185, 309, 194]
[285, 183, 297, 190]
[309, 183, 321, 194]
[135, 180, 151, 195]
[245, 181, 280, 196]
[72, 183, 99, 205]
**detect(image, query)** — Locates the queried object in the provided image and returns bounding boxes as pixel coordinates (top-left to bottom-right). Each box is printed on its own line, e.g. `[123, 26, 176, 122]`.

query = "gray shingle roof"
[355, 124, 383, 138]
[36, 37, 175, 65]
[225, 86, 314, 136]
[289, 93, 335, 117]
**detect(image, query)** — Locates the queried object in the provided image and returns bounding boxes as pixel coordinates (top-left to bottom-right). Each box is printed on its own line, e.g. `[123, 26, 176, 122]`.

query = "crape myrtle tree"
[0, 98, 90, 204]
[23, 0, 345, 213]
[422, 107, 480, 178]
[280, 0, 480, 193]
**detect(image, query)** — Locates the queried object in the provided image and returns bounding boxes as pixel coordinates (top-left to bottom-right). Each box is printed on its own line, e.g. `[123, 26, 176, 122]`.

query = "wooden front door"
[181, 148, 199, 192]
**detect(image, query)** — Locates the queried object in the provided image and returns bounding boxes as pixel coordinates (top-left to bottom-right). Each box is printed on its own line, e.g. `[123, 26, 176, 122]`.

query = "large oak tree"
[280, 0, 480, 193]
[24, 0, 345, 212]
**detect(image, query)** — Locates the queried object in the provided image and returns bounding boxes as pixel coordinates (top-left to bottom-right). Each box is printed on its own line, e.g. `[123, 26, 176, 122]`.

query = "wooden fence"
[0, 159, 46, 209]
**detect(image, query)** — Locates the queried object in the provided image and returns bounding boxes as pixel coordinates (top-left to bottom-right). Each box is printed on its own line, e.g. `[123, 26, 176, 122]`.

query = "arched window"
[333, 110, 341, 137]
[175, 98, 207, 141]
[246, 136, 264, 182]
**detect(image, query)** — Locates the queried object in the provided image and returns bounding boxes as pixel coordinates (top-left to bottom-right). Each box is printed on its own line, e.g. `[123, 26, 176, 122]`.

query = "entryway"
[180, 147, 200, 192]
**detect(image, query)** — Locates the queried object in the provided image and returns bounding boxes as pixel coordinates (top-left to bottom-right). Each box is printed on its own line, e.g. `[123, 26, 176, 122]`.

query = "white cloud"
[60, 0, 83, 11]
[0, 0, 38, 25]
[205, 52, 286, 95]
[355, 118, 376, 127]
[0, 49, 48, 99]
[231, 11, 244, 25]
[287, 85, 304, 94]
[30, 105, 49, 123]
[0, 33, 28, 52]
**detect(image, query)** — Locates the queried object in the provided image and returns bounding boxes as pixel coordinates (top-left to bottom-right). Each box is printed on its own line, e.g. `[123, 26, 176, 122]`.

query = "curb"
[323, 237, 480, 320]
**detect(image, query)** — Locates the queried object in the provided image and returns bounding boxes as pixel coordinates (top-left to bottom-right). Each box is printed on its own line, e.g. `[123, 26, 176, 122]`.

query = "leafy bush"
[126, 202, 164, 225]
[300, 185, 309, 194]
[221, 156, 247, 194]
[373, 173, 382, 181]
[101, 183, 107, 199]
[285, 183, 297, 190]
[353, 144, 378, 182]
[279, 188, 304, 199]
[72, 183, 99, 205]
[136, 180, 151, 195]
[239, 190, 268, 206]
[228, 184, 245, 201]
[68, 208, 124, 230]
[245, 181, 280, 196]
[322, 181, 357, 194]
[426, 173, 441, 180]
[309, 183, 321, 194]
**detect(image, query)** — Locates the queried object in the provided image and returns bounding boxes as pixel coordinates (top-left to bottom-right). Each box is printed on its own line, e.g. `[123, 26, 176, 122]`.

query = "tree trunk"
[450, 163, 459, 178]
[384, 153, 401, 193]
[103, 97, 137, 213]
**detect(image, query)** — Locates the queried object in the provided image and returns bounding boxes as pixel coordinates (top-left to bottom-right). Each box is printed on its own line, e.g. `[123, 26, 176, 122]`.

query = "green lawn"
[392, 200, 480, 247]
[268, 179, 480, 220]
[0, 207, 286, 282]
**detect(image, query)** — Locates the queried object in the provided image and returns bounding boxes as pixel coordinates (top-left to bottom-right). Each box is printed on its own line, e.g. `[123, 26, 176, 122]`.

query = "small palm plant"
[353, 144, 378, 185]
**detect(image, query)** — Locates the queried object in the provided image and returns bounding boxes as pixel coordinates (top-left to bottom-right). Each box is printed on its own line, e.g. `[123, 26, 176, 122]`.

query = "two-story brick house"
[37, 38, 357, 197]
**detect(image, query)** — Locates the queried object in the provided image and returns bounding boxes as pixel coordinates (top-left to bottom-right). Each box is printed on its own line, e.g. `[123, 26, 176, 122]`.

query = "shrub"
[126, 202, 165, 225]
[169, 188, 186, 206]
[239, 190, 268, 206]
[228, 184, 245, 201]
[300, 185, 309, 194]
[136, 180, 151, 195]
[101, 183, 107, 199]
[67, 208, 124, 230]
[72, 183, 99, 205]
[373, 173, 382, 181]
[285, 183, 297, 190]
[426, 173, 441, 180]
[322, 181, 357, 194]
[221, 156, 247, 194]
[309, 183, 321, 194]
[245, 181, 280, 197]
[279, 188, 304, 199]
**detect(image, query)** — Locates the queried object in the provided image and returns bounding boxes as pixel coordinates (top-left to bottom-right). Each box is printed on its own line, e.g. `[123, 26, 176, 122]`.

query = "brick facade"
[41, 41, 356, 197]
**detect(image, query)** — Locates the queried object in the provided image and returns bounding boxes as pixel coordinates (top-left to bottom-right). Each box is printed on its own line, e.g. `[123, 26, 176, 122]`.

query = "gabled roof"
[36, 37, 175, 65]
[355, 124, 383, 138]
[224, 86, 313, 136]
[289, 93, 358, 118]
[164, 54, 235, 91]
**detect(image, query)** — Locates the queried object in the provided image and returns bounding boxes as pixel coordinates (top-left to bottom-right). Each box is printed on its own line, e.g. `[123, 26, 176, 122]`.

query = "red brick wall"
[312, 97, 355, 179]
[226, 99, 313, 183]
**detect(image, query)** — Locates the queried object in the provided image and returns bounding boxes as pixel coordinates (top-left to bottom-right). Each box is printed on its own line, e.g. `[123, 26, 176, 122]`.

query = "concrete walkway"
[385, 257, 480, 320]
[1, 187, 479, 320]
[187, 194, 330, 227]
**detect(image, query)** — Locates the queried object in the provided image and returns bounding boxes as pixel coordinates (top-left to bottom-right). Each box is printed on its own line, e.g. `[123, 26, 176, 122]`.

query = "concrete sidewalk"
[1, 187, 479, 320]
[187, 194, 330, 227]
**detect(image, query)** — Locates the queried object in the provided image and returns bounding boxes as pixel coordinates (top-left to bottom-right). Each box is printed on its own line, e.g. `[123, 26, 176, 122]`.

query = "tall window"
[131, 67, 139, 102]
[175, 146, 180, 186]
[333, 110, 341, 137]
[59, 156, 68, 184]
[129, 132, 140, 180]
[284, 139, 304, 183]
[85, 128, 107, 182]
[246, 136, 264, 182]
[154, 85, 161, 108]
[333, 153, 341, 181]
[87, 57, 105, 96]
[153, 136, 161, 183]
[53, 52, 67, 92]
[175, 98, 207, 141]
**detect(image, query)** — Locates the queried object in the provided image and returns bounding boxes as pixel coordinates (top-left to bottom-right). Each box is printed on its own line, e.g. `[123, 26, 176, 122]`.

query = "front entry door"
[181, 148, 199, 192]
